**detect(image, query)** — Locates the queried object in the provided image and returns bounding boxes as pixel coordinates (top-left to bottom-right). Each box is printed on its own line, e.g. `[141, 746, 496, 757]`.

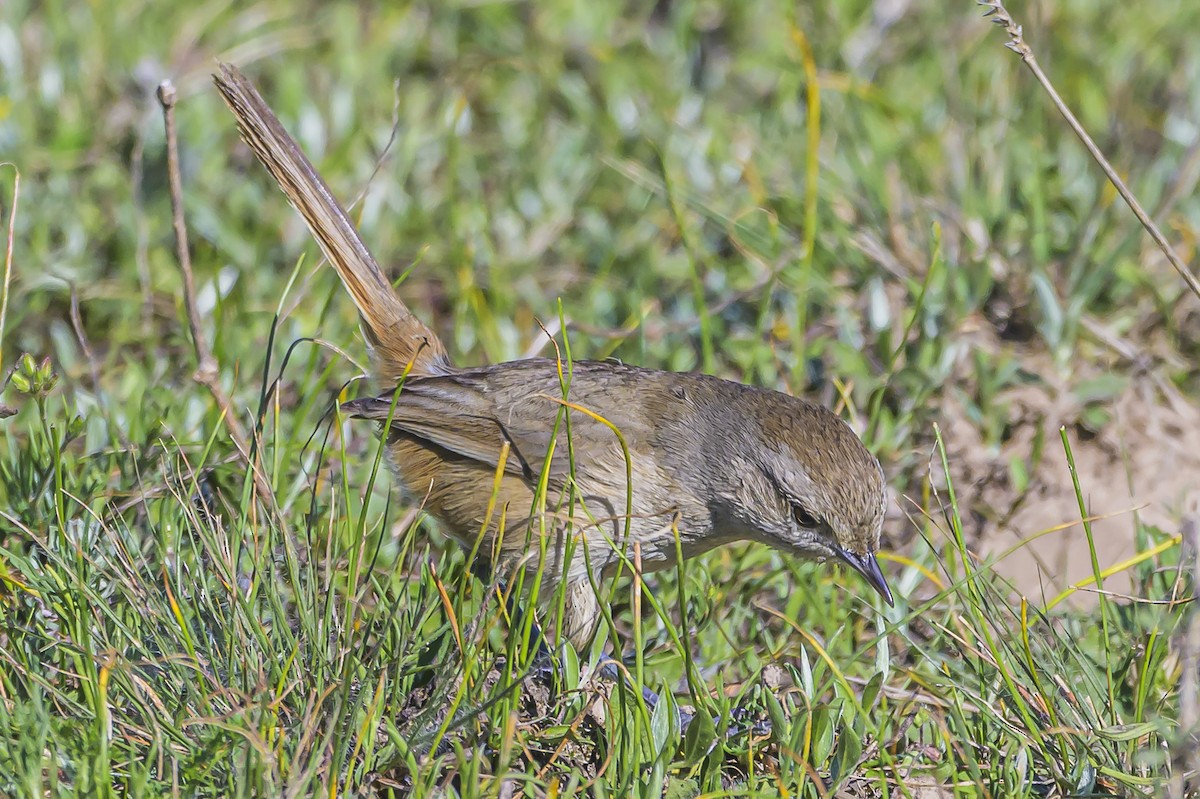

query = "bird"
[212, 63, 893, 654]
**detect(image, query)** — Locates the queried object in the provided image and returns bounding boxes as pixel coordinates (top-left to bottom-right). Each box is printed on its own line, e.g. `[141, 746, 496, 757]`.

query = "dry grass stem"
[979, 0, 1200, 302]
[156, 79, 275, 510]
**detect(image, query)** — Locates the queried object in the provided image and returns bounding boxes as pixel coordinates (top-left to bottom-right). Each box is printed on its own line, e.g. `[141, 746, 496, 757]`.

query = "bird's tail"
[212, 62, 449, 382]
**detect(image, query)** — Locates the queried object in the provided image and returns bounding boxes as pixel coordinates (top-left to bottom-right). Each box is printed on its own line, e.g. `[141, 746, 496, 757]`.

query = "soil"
[907, 323, 1199, 603]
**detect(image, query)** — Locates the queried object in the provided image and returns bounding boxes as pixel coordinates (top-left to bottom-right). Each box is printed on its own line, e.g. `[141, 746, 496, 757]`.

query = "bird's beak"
[835, 547, 894, 607]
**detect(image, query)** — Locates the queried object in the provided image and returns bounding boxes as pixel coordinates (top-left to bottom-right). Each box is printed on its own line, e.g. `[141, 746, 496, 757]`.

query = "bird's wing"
[342, 362, 645, 487]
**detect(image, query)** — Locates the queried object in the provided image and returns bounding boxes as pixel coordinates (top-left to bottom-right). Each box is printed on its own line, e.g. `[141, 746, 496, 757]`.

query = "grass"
[1, 0, 1198, 795]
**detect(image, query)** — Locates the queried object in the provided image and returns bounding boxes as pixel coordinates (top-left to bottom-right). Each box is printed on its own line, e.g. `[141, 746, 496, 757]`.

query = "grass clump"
[2, 0, 1198, 795]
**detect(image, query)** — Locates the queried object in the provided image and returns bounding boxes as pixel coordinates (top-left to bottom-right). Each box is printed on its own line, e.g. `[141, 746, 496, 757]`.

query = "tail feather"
[212, 62, 449, 381]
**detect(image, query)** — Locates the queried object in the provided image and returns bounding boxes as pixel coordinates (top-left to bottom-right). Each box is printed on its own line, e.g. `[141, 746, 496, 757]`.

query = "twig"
[978, 0, 1200, 302]
[158, 82, 215, 379]
[156, 80, 275, 509]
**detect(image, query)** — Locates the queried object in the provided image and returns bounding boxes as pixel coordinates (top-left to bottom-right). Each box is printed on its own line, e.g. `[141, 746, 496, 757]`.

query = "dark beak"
[835, 548, 894, 607]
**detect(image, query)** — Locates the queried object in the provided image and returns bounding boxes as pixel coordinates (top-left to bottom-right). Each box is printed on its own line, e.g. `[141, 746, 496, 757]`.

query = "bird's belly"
[386, 434, 717, 582]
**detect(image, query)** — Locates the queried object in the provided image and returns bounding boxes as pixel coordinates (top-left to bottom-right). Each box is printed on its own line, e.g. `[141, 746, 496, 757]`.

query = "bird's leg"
[596, 655, 695, 728]
[503, 584, 554, 669]
[594, 648, 771, 739]
[496, 611, 766, 739]
[491, 583, 662, 710]
[470, 558, 554, 669]
[594, 658, 767, 737]
[475, 562, 764, 739]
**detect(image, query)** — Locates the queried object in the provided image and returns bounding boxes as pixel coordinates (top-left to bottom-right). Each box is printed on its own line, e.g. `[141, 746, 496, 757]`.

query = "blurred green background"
[1, 0, 1197, 796]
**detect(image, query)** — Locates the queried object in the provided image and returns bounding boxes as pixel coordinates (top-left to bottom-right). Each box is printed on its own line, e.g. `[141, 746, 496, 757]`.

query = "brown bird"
[212, 64, 893, 653]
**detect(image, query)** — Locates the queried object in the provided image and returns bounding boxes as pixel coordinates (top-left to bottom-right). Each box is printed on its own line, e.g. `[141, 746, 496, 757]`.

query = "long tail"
[212, 62, 449, 382]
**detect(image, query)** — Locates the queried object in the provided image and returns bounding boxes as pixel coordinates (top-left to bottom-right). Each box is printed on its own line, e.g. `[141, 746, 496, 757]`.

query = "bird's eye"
[792, 504, 821, 529]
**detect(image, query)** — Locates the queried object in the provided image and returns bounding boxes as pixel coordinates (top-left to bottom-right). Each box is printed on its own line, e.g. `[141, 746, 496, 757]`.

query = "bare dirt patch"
[911, 325, 1198, 602]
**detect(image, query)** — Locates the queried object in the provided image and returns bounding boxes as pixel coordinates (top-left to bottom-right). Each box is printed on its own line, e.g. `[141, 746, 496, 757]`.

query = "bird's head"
[720, 393, 893, 606]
